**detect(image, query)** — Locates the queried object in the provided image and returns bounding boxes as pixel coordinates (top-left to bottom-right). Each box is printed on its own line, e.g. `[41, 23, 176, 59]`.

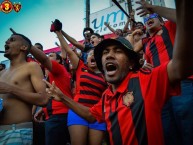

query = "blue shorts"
[67, 109, 106, 131]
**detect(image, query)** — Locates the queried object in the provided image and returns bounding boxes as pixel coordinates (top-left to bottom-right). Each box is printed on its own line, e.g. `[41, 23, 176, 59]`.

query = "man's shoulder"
[21, 62, 42, 74]
[26, 61, 41, 68]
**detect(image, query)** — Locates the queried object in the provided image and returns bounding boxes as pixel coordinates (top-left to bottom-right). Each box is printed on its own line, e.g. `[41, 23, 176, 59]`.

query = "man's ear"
[20, 45, 28, 51]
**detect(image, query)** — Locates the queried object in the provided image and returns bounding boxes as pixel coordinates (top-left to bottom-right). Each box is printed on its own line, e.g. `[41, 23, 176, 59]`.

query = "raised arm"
[104, 22, 116, 34]
[44, 80, 96, 122]
[55, 31, 80, 70]
[57, 43, 67, 60]
[61, 30, 85, 51]
[55, 42, 67, 60]
[167, 0, 193, 83]
[30, 46, 52, 72]
[123, 10, 135, 33]
[123, 19, 132, 33]
[126, 29, 144, 47]
[136, 0, 176, 22]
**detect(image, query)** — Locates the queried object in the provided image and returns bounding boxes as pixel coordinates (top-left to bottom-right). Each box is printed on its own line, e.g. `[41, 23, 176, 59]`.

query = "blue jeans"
[162, 80, 193, 145]
[45, 114, 70, 145]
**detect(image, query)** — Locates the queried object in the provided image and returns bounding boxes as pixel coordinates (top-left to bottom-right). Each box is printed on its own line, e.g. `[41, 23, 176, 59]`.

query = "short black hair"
[91, 33, 101, 38]
[135, 22, 144, 26]
[12, 33, 32, 53]
[83, 27, 94, 37]
[100, 35, 105, 40]
[35, 43, 43, 50]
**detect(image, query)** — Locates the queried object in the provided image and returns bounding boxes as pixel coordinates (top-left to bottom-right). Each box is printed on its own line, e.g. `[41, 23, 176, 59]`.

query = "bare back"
[0, 62, 44, 125]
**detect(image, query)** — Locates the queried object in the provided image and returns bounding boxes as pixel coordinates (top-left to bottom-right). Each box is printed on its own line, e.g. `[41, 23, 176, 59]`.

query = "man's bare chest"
[0, 67, 30, 86]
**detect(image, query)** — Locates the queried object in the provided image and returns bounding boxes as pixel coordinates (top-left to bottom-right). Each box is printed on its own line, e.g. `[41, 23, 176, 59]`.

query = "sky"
[0, 0, 110, 62]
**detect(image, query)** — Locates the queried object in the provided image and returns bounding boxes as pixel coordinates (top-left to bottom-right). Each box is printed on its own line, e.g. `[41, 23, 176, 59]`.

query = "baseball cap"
[94, 37, 140, 73]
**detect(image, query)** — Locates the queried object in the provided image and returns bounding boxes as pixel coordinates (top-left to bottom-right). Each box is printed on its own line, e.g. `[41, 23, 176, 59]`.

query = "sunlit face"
[87, 49, 97, 70]
[102, 45, 131, 85]
[4, 35, 26, 59]
[90, 34, 101, 47]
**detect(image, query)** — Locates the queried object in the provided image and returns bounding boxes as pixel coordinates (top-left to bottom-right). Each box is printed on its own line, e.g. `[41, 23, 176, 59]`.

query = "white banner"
[90, 3, 128, 35]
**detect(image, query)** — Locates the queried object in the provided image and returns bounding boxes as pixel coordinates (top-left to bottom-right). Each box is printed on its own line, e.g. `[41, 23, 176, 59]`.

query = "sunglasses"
[84, 31, 91, 34]
[144, 13, 158, 23]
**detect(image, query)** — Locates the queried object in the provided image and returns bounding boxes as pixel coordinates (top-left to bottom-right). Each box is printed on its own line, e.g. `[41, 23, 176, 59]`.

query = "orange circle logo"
[1, 1, 13, 13]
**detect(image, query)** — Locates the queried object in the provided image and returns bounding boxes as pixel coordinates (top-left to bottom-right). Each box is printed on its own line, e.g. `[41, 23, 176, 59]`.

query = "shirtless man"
[0, 32, 48, 144]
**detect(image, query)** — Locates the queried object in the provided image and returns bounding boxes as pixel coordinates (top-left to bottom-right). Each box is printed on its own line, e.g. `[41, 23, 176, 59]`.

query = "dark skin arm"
[59, 44, 67, 60]
[167, 0, 193, 83]
[126, 29, 144, 47]
[61, 30, 85, 51]
[30, 46, 53, 72]
[123, 19, 131, 33]
[44, 80, 96, 122]
[55, 31, 80, 70]
[104, 22, 117, 34]
[123, 10, 135, 33]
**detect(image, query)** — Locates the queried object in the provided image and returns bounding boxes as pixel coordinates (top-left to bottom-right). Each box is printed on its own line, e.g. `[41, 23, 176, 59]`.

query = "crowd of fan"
[0, 1, 193, 145]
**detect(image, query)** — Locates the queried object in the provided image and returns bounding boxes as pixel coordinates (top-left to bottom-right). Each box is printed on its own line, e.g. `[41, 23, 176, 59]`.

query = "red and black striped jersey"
[90, 62, 180, 145]
[142, 21, 176, 67]
[74, 60, 107, 107]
